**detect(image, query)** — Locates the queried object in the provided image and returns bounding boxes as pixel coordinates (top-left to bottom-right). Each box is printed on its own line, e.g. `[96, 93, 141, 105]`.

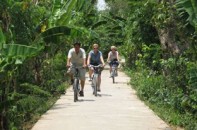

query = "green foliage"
[0, 0, 88, 129]
[2, 44, 42, 59]
[20, 83, 51, 97]
[135, 44, 162, 71]
[152, 1, 175, 29]
[41, 26, 71, 43]
[53, 0, 78, 26]
[56, 83, 69, 94]
[6, 83, 52, 130]
[91, 20, 108, 29]
[184, 62, 197, 114]
[127, 68, 197, 129]
[0, 27, 6, 49]
[41, 52, 67, 93]
[1, 0, 197, 129]
[176, 0, 197, 31]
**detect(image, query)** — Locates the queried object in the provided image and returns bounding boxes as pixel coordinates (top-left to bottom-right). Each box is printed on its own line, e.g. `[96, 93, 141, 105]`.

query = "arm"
[82, 49, 87, 67]
[67, 58, 71, 67]
[116, 51, 119, 62]
[100, 55, 105, 66]
[87, 52, 91, 65]
[83, 58, 86, 67]
[107, 52, 110, 63]
[67, 49, 72, 67]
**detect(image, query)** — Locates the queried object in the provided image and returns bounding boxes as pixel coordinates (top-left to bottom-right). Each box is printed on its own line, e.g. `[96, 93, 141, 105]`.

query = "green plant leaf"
[0, 27, 6, 50]
[176, 0, 197, 29]
[2, 44, 41, 58]
[91, 20, 108, 29]
[57, 0, 77, 25]
[41, 26, 71, 42]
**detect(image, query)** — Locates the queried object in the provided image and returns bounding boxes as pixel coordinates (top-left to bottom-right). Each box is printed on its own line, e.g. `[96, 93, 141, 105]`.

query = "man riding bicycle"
[67, 42, 86, 97]
[87, 43, 105, 92]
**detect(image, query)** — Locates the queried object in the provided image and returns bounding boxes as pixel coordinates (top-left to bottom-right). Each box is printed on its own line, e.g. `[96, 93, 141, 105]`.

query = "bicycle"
[110, 61, 119, 83]
[70, 66, 82, 102]
[89, 64, 103, 96]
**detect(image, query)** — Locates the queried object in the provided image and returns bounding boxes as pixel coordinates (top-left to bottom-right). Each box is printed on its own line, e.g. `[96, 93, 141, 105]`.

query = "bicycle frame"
[90, 65, 102, 96]
[71, 66, 81, 102]
[111, 62, 118, 83]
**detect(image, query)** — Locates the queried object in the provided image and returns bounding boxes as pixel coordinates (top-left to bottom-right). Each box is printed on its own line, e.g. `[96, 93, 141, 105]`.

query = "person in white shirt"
[107, 46, 119, 77]
[67, 42, 86, 96]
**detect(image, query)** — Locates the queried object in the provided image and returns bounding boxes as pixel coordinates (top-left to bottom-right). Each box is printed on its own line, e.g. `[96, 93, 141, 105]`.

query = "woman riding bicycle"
[87, 43, 105, 92]
[107, 46, 119, 77]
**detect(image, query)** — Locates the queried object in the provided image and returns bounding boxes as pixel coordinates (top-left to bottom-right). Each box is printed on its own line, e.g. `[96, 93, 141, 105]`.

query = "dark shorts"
[109, 61, 119, 67]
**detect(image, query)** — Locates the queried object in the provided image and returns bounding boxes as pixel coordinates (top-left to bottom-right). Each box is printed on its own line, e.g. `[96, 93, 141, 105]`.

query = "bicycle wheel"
[73, 79, 79, 102]
[93, 74, 98, 96]
[112, 68, 115, 83]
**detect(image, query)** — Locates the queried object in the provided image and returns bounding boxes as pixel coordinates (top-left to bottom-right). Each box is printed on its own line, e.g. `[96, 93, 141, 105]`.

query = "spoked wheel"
[112, 69, 115, 83]
[93, 75, 98, 96]
[73, 79, 79, 102]
[112, 76, 115, 83]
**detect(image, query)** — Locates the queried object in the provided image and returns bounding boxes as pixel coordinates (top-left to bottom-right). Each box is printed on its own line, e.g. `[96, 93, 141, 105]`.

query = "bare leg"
[70, 73, 73, 80]
[109, 66, 112, 77]
[89, 69, 93, 79]
[98, 75, 101, 90]
[109, 66, 112, 74]
[80, 80, 85, 91]
[68, 72, 74, 84]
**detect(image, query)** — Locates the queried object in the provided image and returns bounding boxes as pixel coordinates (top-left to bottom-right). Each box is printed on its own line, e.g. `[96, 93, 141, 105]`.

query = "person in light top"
[107, 46, 119, 77]
[67, 42, 86, 96]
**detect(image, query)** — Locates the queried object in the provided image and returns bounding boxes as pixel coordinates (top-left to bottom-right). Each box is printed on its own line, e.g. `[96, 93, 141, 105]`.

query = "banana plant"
[48, 0, 78, 27]
[41, 0, 96, 44]
[0, 25, 43, 129]
[176, 0, 197, 31]
[92, 14, 125, 45]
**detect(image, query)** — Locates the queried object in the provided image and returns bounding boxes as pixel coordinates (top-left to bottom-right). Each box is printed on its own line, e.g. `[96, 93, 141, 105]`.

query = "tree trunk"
[34, 61, 41, 85]
[0, 85, 8, 130]
[157, 28, 180, 57]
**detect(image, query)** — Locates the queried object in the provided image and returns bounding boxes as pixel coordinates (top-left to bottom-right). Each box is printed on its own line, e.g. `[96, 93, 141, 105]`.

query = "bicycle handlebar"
[89, 64, 103, 68]
[69, 65, 84, 69]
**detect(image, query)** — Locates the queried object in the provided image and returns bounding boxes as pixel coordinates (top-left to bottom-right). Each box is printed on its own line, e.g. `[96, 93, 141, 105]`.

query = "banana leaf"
[176, 0, 197, 29]
[0, 27, 6, 50]
[76, 0, 86, 11]
[57, 0, 77, 25]
[2, 44, 41, 58]
[91, 21, 108, 29]
[41, 26, 71, 42]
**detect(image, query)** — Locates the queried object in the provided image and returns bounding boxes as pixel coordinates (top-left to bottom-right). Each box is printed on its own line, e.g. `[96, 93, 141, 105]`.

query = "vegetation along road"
[31, 67, 171, 130]
[1, 0, 197, 130]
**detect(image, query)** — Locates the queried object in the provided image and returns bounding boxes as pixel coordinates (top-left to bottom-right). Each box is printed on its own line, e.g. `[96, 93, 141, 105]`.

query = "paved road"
[31, 67, 171, 130]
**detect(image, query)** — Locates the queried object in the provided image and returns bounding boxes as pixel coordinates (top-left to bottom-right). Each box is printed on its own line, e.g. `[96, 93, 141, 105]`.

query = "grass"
[22, 82, 70, 130]
[124, 68, 197, 130]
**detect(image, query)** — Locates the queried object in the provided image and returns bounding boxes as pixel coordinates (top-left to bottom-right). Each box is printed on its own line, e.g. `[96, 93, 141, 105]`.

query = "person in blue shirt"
[87, 43, 105, 92]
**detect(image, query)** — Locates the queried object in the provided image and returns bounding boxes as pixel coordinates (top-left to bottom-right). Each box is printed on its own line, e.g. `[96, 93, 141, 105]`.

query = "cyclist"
[87, 43, 105, 92]
[67, 42, 86, 97]
[107, 46, 119, 77]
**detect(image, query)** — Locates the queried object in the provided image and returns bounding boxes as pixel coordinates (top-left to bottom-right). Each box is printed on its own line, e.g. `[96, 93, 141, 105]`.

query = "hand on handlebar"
[66, 64, 71, 68]
[83, 64, 87, 68]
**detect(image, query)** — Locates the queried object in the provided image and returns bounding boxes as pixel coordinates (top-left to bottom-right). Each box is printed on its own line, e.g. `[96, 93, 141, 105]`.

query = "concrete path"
[31, 68, 171, 130]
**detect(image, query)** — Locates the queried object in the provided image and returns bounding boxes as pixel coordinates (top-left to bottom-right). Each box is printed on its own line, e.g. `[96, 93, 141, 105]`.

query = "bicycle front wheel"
[73, 79, 79, 102]
[93, 74, 98, 96]
[112, 69, 115, 83]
